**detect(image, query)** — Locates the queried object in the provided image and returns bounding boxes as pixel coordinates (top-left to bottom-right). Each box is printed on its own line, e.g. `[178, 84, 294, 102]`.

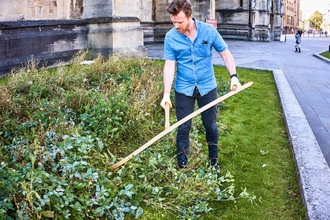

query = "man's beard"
[177, 23, 190, 34]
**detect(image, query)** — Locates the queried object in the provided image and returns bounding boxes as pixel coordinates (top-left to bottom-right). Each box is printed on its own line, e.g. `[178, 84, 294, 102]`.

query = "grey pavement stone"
[274, 69, 330, 220]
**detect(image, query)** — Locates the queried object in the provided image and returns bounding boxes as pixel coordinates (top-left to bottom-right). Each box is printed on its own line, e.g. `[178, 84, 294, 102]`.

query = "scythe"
[110, 82, 253, 171]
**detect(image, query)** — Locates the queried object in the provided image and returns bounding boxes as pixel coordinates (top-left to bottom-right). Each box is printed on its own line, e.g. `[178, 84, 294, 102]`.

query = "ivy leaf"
[119, 184, 135, 199]
[40, 211, 54, 218]
[135, 207, 143, 218]
[124, 191, 134, 199]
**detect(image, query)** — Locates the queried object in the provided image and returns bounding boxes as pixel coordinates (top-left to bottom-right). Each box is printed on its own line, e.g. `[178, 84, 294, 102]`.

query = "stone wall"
[0, 19, 86, 76]
[139, 0, 283, 42]
[0, 0, 284, 76]
[0, 0, 84, 20]
[215, 0, 283, 41]
[0, 0, 146, 77]
[140, 0, 214, 43]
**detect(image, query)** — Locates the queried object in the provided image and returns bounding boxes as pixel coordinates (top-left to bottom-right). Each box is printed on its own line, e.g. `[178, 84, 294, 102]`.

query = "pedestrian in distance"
[160, 0, 241, 171]
[295, 28, 302, 53]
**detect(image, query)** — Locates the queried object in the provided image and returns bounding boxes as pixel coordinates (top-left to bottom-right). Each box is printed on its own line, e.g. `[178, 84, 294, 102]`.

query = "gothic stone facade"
[0, 0, 147, 77]
[140, 0, 284, 42]
[0, 0, 284, 76]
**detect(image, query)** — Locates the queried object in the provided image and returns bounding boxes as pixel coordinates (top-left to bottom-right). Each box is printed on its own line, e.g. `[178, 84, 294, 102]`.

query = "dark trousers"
[175, 87, 219, 167]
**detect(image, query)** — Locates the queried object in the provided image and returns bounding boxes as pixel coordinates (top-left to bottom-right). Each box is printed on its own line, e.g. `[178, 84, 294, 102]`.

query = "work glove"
[230, 76, 241, 91]
[160, 93, 172, 109]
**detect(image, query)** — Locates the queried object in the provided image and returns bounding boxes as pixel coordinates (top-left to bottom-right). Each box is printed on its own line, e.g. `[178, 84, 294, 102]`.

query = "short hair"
[167, 0, 193, 17]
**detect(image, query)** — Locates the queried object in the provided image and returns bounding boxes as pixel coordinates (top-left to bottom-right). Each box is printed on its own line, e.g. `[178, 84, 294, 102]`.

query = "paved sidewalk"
[145, 35, 330, 219]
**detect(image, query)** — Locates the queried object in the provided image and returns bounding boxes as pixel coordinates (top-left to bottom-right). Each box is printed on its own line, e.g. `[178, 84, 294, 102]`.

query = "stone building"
[0, 0, 286, 77]
[281, 0, 301, 34]
[0, 0, 147, 76]
[140, 0, 285, 42]
[322, 3, 330, 34]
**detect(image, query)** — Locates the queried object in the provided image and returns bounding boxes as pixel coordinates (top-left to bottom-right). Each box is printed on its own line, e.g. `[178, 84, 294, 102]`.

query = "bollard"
[329, 45, 330, 52]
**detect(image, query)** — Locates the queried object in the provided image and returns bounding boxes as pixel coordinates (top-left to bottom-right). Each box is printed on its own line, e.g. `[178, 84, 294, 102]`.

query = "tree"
[309, 11, 323, 30]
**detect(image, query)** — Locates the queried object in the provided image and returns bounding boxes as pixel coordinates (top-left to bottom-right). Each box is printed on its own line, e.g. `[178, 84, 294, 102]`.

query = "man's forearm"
[163, 77, 173, 93]
[220, 49, 237, 75]
[163, 60, 176, 93]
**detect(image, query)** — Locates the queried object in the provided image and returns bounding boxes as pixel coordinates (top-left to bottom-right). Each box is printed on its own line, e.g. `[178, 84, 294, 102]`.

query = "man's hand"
[230, 77, 241, 91]
[160, 93, 172, 109]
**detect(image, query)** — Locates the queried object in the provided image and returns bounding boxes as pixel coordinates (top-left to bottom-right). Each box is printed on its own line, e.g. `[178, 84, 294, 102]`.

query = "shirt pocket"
[196, 43, 211, 57]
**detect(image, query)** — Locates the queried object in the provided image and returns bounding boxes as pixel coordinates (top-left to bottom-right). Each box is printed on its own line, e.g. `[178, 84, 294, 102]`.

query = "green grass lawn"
[320, 51, 330, 59]
[210, 66, 305, 219]
[0, 57, 305, 219]
[139, 66, 305, 219]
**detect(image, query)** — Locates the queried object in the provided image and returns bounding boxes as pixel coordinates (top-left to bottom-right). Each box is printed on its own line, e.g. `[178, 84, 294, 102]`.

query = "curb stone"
[273, 69, 330, 220]
[313, 51, 330, 64]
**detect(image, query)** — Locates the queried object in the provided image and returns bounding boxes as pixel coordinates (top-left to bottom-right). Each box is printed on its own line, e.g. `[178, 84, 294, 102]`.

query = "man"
[295, 29, 302, 53]
[160, 0, 241, 170]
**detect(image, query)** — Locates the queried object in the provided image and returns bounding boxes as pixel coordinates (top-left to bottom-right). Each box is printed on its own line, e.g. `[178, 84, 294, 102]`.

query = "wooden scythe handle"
[110, 82, 253, 171]
[165, 103, 170, 129]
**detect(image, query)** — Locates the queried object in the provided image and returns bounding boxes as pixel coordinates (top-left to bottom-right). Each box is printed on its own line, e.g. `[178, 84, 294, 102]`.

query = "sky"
[300, 0, 329, 20]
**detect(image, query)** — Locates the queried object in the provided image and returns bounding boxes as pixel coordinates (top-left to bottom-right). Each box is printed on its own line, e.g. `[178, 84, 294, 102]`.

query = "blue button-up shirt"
[164, 18, 228, 96]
